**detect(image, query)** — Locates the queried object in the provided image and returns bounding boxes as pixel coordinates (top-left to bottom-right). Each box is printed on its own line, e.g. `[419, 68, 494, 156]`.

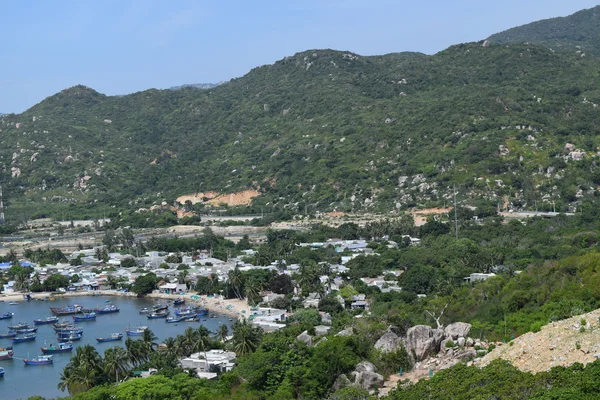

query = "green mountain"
[488, 5, 600, 56]
[2, 35, 600, 220]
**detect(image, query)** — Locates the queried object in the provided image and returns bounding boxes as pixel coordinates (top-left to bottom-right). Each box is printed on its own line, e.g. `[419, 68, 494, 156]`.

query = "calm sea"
[0, 295, 232, 400]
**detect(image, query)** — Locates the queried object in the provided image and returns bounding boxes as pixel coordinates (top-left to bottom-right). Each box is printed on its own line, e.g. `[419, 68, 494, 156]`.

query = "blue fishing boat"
[73, 312, 96, 322]
[12, 333, 36, 343]
[139, 307, 150, 314]
[41, 342, 73, 354]
[14, 327, 37, 334]
[56, 328, 83, 336]
[96, 333, 123, 342]
[23, 355, 53, 365]
[165, 315, 185, 323]
[125, 325, 148, 336]
[0, 331, 16, 339]
[95, 304, 119, 314]
[147, 311, 169, 319]
[0, 312, 13, 320]
[33, 316, 59, 325]
[58, 333, 82, 342]
[173, 298, 185, 306]
[196, 307, 208, 317]
[0, 367, 4, 377]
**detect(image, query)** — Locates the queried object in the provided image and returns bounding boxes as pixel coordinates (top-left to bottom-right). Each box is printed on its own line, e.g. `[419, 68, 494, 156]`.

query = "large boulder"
[374, 329, 400, 354]
[296, 330, 313, 347]
[445, 322, 472, 340]
[333, 373, 351, 391]
[405, 325, 444, 361]
[336, 327, 354, 337]
[351, 361, 384, 391]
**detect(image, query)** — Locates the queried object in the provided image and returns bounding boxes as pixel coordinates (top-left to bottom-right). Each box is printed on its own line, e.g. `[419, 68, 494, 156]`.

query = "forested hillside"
[2, 19, 600, 220]
[488, 5, 600, 56]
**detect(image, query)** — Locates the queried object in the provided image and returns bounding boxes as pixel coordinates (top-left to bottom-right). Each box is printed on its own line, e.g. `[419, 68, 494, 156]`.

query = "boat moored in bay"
[73, 312, 96, 322]
[41, 342, 73, 354]
[0, 347, 14, 360]
[12, 333, 36, 343]
[23, 355, 53, 365]
[96, 333, 123, 342]
[33, 316, 59, 325]
[95, 304, 119, 314]
[0, 312, 14, 320]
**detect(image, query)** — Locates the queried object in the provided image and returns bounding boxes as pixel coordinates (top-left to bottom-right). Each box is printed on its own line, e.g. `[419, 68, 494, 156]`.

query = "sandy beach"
[0, 290, 252, 320]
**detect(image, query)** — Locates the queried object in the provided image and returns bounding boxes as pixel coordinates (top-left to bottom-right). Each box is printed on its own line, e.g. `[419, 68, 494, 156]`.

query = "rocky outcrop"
[336, 327, 354, 337]
[296, 331, 313, 347]
[445, 322, 471, 339]
[375, 329, 400, 354]
[405, 325, 444, 361]
[351, 361, 384, 391]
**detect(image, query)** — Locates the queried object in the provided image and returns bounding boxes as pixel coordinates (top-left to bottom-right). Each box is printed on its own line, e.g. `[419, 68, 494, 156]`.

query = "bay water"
[0, 295, 232, 399]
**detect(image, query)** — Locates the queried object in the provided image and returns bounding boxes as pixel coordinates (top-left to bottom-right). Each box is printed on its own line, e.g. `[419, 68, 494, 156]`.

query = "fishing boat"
[58, 333, 82, 342]
[23, 355, 53, 365]
[125, 325, 148, 336]
[173, 298, 185, 306]
[41, 342, 73, 354]
[7, 322, 28, 330]
[73, 312, 96, 322]
[56, 328, 83, 336]
[96, 333, 123, 342]
[50, 305, 83, 315]
[0, 331, 16, 339]
[147, 311, 169, 319]
[12, 333, 36, 343]
[0, 347, 14, 360]
[53, 319, 71, 329]
[0, 312, 13, 320]
[196, 307, 209, 317]
[14, 327, 37, 334]
[152, 304, 169, 312]
[95, 304, 119, 314]
[183, 316, 199, 322]
[0, 367, 4, 376]
[33, 316, 59, 325]
[165, 315, 185, 323]
[9, 301, 19, 305]
[138, 307, 150, 314]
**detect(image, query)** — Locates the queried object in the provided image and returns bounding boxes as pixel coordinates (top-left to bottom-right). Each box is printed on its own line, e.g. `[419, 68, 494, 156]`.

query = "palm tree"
[232, 318, 263, 356]
[72, 345, 102, 370]
[102, 346, 129, 383]
[193, 326, 212, 353]
[160, 337, 182, 358]
[227, 266, 244, 299]
[179, 327, 197, 356]
[69, 362, 98, 393]
[244, 280, 262, 306]
[217, 324, 229, 343]
[125, 337, 147, 366]
[14, 271, 29, 291]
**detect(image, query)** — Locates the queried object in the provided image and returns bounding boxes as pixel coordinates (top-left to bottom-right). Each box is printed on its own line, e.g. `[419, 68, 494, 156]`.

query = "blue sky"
[1, 0, 598, 113]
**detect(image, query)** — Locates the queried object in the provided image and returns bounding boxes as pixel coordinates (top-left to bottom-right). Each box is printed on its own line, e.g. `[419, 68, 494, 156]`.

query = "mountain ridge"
[488, 5, 600, 56]
[2, 10, 600, 220]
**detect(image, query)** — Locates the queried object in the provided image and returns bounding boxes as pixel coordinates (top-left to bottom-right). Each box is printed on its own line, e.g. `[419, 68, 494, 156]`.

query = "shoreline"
[0, 290, 251, 320]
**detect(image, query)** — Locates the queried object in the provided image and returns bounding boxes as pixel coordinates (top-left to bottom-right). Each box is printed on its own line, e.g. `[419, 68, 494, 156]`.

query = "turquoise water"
[0, 296, 232, 400]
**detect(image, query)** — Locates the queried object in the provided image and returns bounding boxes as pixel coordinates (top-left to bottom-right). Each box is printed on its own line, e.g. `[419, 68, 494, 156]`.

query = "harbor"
[0, 295, 232, 400]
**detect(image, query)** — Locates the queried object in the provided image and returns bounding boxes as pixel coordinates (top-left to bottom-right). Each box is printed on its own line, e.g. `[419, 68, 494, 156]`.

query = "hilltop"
[2, 10, 600, 220]
[488, 5, 600, 56]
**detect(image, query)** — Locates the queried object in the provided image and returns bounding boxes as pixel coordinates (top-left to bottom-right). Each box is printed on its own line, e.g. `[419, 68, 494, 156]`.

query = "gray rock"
[454, 348, 477, 361]
[352, 361, 384, 391]
[457, 337, 466, 347]
[445, 322, 472, 340]
[374, 330, 400, 354]
[296, 330, 313, 347]
[336, 327, 354, 337]
[405, 325, 444, 361]
[466, 337, 474, 347]
[333, 373, 351, 391]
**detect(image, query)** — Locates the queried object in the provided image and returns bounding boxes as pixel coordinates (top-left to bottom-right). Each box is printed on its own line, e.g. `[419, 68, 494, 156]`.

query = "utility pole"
[453, 185, 458, 240]
[0, 185, 5, 224]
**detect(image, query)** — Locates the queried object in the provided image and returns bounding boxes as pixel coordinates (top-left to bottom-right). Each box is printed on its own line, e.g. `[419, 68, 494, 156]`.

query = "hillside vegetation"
[3, 11, 600, 220]
[488, 5, 600, 56]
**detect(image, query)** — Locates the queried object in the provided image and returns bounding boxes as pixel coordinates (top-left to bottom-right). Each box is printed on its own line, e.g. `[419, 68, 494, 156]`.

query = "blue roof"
[0, 261, 35, 270]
